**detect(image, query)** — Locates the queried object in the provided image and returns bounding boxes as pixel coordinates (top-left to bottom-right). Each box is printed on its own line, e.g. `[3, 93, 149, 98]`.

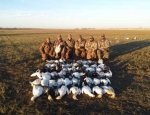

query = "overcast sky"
[0, 0, 150, 29]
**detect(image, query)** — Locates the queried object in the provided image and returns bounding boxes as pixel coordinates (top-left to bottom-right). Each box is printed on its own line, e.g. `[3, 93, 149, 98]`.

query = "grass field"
[0, 29, 150, 115]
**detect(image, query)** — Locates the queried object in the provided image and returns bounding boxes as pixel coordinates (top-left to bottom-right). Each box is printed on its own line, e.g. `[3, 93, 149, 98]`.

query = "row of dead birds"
[30, 59, 115, 101]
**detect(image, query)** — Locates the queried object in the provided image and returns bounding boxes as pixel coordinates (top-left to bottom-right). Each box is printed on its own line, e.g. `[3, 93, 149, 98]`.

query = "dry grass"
[0, 29, 150, 115]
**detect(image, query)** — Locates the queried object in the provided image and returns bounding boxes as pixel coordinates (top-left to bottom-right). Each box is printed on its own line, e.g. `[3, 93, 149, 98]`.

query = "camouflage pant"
[41, 47, 55, 61]
[75, 48, 86, 59]
[41, 53, 49, 61]
[86, 50, 97, 60]
[66, 47, 74, 59]
[97, 49, 109, 59]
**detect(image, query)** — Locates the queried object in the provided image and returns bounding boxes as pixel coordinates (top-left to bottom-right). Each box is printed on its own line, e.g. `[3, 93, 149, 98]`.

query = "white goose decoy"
[30, 83, 44, 101]
[56, 85, 69, 100]
[30, 79, 41, 85]
[55, 44, 61, 57]
[101, 86, 115, 99]
[92, 86, 104, 98]
[69, 86, 81, 100]
[100, 78, 111, 86]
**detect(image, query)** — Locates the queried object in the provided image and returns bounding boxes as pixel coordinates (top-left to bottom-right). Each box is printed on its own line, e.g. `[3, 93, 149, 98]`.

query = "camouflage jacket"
[53, 40, 67, 48]
[85, 40, 97, 51]
[97, 39, 110, 49]
[75, 39, 86, 49]
[66, 39, 75, 48]
[39, 42, 53, 54]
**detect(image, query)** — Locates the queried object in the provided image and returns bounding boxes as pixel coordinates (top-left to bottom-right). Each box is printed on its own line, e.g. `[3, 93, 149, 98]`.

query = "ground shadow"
[110, 40, 150, 59]
[108, 40, 150, 95]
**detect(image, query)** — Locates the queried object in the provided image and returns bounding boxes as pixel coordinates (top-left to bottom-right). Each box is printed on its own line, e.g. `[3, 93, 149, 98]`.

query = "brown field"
[0, 29, 150, 115]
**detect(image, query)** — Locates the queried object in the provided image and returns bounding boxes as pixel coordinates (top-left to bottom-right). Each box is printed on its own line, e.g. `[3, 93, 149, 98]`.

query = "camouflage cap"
[79, 35, 82, 38]
[90, 36, 94, 39]
[68, 34, 72, 38]
[101, 34, 105, 37]
[57, 35, 62, 38]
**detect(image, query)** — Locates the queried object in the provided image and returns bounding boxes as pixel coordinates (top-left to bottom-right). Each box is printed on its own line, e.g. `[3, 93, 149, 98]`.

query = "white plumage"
[41, 72, 51, 80]
[101, 86, 115, 99]
[30, 84, 44, 101]
[72, 77, 79, 86]
[55, 45, 61, 57]
[100, 78, 111, 86]
[104, 70, 112, 78]
[70, 86, 81, 100]
[93, 78, 100, 86]
[29, 59, 115, 101]
[30, 71, 42, 79]
[93, 86, 103, 98]
[82, 86, 95, 97]
[30, 79, 41, 85]
[84, 77, 93, 86]
[56, 85, 69, 100]
[49, 79, 57, 87]
[62, 78, 72, 86]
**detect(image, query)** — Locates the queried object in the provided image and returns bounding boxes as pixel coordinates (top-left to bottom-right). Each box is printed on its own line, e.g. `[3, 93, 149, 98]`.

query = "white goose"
[100, 78, 111, 86]
[93, 78, 100, 86]
[84, 77, 93, 86]
[104, 69, 112, 78]
[41, 72, 51, 80]
[98, 59, 103, 64]
[81, 82, 95, 97]
[72, 77, 79, 86]
[30, 79, 41, 85]
[30, 83, 44, 101]
[92, 86, 104, 98]
[72, 72, 84, 79]
[55, 44, 61, 57]
[101, 86, 115, 99]
[69, 86, 81, 100]
[45, 63, 51, 68]
[62, 78, 72, 86]
[57, 78, 63, 87]
[30, 70, 42, 79]
[49, 79, 57, 87]
[56, 85, 69, 100]
[41, 79, 49, 87]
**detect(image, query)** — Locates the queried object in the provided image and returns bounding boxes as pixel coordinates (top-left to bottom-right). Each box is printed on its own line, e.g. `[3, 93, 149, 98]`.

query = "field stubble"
[0, 29, 150, 115]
